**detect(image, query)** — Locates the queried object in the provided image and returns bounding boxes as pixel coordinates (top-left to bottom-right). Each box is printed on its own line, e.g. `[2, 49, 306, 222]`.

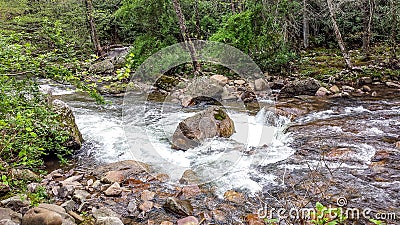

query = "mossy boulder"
[51, 99, 83, 150]
[171, 106, 235, 151]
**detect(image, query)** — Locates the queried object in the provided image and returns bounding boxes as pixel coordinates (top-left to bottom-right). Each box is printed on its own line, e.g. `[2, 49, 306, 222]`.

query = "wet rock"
[177, 216, 198, 225]
[315, 87, 330, 96]
[1, 195, 30, 211]
[279, 78, 321, 98]
[96, 217, 124, 225]
[368, 149, 400, 182]
[254, 78, 268, 91]
[329, 85, 340, 93]
[171, 106, 235, 151]
[0, 208, 22, 224]
[185, 77, 224, 100]
[179, 170, 200, 185]
[139, 201, 154, 213]
[101, 171, 125, 184]
[386, 81, 400, 89]
[341, 85, 355, 92]
[92, 160, 151, 181]
[210, 75, 229, 86]
[223, 190, 244, 204]
[155, 75, 180, 91]
[11, 169, 39, 181]
[51, 99, 83, 150]
[141, 190, 155, 201]
[182, 185, 202, 198]
[245, 214, 264, 225]
[21, 208, 62, 225]
[361, 85, 371, 92]
[104, 182, 122, 196]
[163, 197, 193, 216]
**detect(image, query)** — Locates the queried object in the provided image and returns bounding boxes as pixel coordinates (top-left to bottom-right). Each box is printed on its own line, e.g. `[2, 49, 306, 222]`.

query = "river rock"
[342, 85, 355, 92]
[92, 160, 151, 181]
[179, 170, 200, 185]
[315, 87, 330, 96]
[279, 78, 321, 98]
[37, 204, 75, 225]
[386, 81, 400, 89]
[89, 59, 114, 74]
[177, 216, 198, 225]
[22, 208, 62, 225]
[96, 217, 124, 225]
[141, 190, 155, 201]
[396, 141, 400, 149]
[163, 197, 193, 216]
[185, 76, 223, 100]
[361, 85, 371, 92]
[11, 169, 39, 181]
[0, 219, 19, 225]
[223, 190, 244, 204]
[104, 182, 122, 196]
[1, 195, 30, 212]
[359, 76, 372, 84]
[254, 78, 268, 91]
[73, 190, 90, 203]
[52, 99, 83, 150]
[329, 85, 340, 93]
[210, 75, 229, 86]
[160, 221, 173, 225]
[171, 106, 235, 151]
[245, 214, 264, 225]
[0, 208, 22, 224]
[101, 171, 125, 184]
[92, 207, 120, 219]
[234, 80, 246, 85]
[139, 201, 154, 212]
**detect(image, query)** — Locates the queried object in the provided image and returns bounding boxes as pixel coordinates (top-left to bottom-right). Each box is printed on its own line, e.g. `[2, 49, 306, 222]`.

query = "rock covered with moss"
[171, 106, 235, 151]
[51, 99, 83, 150]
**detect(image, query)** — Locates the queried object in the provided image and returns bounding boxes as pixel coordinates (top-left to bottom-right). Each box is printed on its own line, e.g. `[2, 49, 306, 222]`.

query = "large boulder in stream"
[51, 99, 83, 150]
[278, 78, 321, 98]
[171, 106, 235, 151]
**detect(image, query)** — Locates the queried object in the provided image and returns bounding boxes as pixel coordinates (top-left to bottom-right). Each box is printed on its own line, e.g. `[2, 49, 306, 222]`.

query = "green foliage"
[210, 6, 296, 73]
[0, 76, 71, 169]
[369, 218, 385, 225]
[28, 185, 49, 206]
[310, 202, 347, 225]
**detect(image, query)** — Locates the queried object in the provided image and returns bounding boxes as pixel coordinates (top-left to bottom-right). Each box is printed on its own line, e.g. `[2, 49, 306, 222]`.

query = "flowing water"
[39, 80, 400, 213]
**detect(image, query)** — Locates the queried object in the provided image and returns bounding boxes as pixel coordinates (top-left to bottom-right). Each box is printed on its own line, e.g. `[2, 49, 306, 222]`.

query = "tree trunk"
[303, 0, 310, 48]
[362, 0, 374, 57]
[84, 0, 103, 56]
[171, 0, 201, 73]
[230, 0, 236, 13]
[390, 0, 398, 62]
[327, 0, 353, 69]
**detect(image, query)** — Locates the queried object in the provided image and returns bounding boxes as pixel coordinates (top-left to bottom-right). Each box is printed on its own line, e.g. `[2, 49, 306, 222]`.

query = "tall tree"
[171, 0, 201, 74]
[327, 0, 353, 69]
[362, 0, 375, 57]
[85, 0, 103, 56]
[303, 0, 310, 48]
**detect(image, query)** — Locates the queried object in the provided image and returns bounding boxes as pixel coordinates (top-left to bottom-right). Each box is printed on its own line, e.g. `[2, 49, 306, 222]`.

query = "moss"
[214, 108, 227, 121]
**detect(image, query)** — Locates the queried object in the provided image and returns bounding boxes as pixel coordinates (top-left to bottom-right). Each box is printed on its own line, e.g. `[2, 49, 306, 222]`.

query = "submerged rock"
[279, 78, 321, 98]
[52, 99, 83, 150]
[171, 106, 235, 151]
[163, 197, 193, 216]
